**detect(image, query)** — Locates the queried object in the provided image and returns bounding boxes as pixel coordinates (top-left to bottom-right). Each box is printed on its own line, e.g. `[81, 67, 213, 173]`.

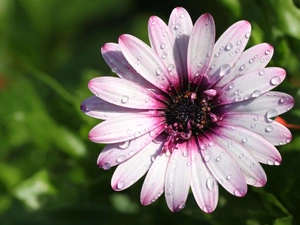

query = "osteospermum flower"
[81, 7, 294, 213]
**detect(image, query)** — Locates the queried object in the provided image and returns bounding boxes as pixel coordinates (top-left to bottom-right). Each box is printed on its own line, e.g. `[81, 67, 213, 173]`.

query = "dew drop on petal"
[178, 201, 186, 209]
[266, 109, 278, 121]
[204, 155, 211, 162]
[119, 140, 130, 149]
[242, 137, 248, 143]
[156, 68, 162, 76]
[250, 163, 254, 168]
[116, 181, 126, 190]
[137, 56, 142, 61]
[161, 52, 168, 59]
[160, 43, 165, 49]
[234, 188, 245, 196]
[239, 64, 246, 71]
[258, 70, 265, 76]
[265, 125, 273, 132]
[102, 162, 111, 170]
[180, 13, 185, 18]
[274, 160, 280, 166]
[249, 58, 254, 64]
[228, 83, 235, 90]
[279, 97, 286, 104]
[208, 142, 214, 147]
[225, 43, 233, 51]
[200, 144, 207, 150]
[216, 156, 221, 162]
[245, 32, 251, 39]
[251, 90, 261, 98]
[265, 50, 271, 55]
[116, 155, 127, 163]
[226, 175, 232, 180]
[121, 95, 129, 104]
[270, 76, 281, 85]
[237, 40, 242, 45]
[167, 64, 175, 71]
[219, 63, 231, 77]
[267, 159, 274, 165]
[206, 177, 215, 191]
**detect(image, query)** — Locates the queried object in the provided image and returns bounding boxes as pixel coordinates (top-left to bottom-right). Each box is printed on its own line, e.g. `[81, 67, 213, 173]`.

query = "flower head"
[81, 7, 294, 213]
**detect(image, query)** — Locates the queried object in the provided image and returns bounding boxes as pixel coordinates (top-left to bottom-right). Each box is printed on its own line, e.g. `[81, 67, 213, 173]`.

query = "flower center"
[163, 90, 220, 152]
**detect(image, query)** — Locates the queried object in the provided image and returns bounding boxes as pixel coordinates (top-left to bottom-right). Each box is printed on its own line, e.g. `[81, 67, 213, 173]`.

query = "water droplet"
[167, 64, 175, 71]
[250, 163, 254, 168]
[245, 32, 251, 39]
[265, 125, 273, 132]
[121, 95, 129, 104]
[85, 104, 94, 111]
[251, 90, 261, 98]
[219, 64, 231, 77]
[254, 115, 259, 121]
[279, 97, 286, 104]
[216, 156, 221, 162]
[160, 43, 165, 49]
[178, 201, 186, 209]
[126, 129, 132, 134]
[214, 52, 220, 57]
[267, 159, 274, 165]
[182, 151, 188, 157]
[119, 140, 130, 149]
[239, 154, 244, 158]
[225, 43, 233, 51]
[234, 188, 245, 196]
[116, 181, 125, 190]
[180, 13, 185, 18]
[265, 50, 271, 55]
[226, 175, 232, 180]
[270, 76, 281, 85]
[108, 57, 114, 62]
[235, 48, 240, 53]
[208, 142, 214, 147]
[266, 109, 278, 121]
[161, 52, 168, 59]
[145, 97, 149, 102]
[237, 40, 242, 45]
[200, 144, 207, 150]
[204, 155, 211, 162]
[137, 56, 142, 61]
[249, 58, 254, 64]
[134, 131, 141, 137]
[156, 68, 162, 76]
[251, 123, 256, 128]
[258, 70, 265, 76]
[242, 137, 248, 143]
[116, 155, 127, 163]
[102, 162, 111, 170]
[206, 177, 215, 191]
[174, 23, 180, 30]
[274, 160, 280, 166]
[239, 64, 246, 71]
[228, 83, 235, 89]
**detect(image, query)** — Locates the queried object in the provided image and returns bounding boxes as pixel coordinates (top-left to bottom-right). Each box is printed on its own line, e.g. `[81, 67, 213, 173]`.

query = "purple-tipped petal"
[217, 91, 294, 116]
[88, 77, 166, 109]
[101, 43, 156, 89]
[215, 124, 282, 165]
[187, 13, 215, 84]
[168, 7, 193, 84]
[119, 34, 173, 93]
[217, 67, 286, 104]
[190, 138, 218, 213]
[140, 150, 169, 205]
[89, 114, 165, 143]
[198, 135, 248, 197]
[111, 139, 164, 191]
[222, 114, 292, 147]
[213, 131, 267, 187]
[206, 20, 251, 85]
[165, 141, 192, 212]
[81, 96, 146, 120]
[97, 124, 165, 169]
[214, 43, 274, 89]
[148, 16, 181, 89]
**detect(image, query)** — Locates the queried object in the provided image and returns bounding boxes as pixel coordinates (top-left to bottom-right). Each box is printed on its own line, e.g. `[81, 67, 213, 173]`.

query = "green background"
[1, 0, 300, 224]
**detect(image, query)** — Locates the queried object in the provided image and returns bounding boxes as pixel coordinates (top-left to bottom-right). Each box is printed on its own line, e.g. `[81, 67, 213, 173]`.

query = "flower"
[81, 7, 294, 213]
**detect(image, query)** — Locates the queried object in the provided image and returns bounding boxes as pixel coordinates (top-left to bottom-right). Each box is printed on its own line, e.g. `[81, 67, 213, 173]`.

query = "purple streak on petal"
[190, 137, 218, 213]
[221, 113, 292, 147]
[197, 135, 247, 197]
[89, 114, 165, 144]
[216, 91, 294, 117]
[206, 20, 251, 87]
[148, 16, 181, 89]
[140, 149, 170, 205]
[214, 43, 274, 89]
[88, 77, 167, 109]
[212, 129, 267, 187]
[119, 34, 173, 93]
[165, 141, 192, 212]
[97, 124, 165, 169]
[101, 43, 157, 89]
[168, 7, 193, 85]
[187, 13, 215, 85]
[81, 96, 149, 120]
[111, 138, 164, 191]
[216, 67, 286, 105]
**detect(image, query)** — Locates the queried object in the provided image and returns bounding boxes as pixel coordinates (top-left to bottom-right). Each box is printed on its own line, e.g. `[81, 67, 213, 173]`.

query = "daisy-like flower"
[81, 7, 294, 213]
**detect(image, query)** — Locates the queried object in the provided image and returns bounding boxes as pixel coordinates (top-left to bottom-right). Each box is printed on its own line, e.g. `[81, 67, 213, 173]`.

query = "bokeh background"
[1, 0, 300, 224]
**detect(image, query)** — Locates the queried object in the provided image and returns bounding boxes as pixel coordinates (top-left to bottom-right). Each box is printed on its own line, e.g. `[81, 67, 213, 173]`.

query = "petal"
[119, 34, 172, 93]
[140, 150, 169, 205]
[217, 91, 294, 116]
[88, 77, 167, 109]
[198, 135, 247, 197]
[215, 124, 281, 165]
[187, 13, 215, 84]
[165, 141, 192, 212]
[111, 138, 164, 191]
[216, 67, 286, 104]
[168, 7, 193, 83]
[212, 129, 267, 187]
[206, 20, 251, 85]
[81, 96, 145, 120]
[89, 114, 165, 143]
[222, 113, 292, 146]
[190, 138, 218, 213]
[214, 43, 274, 88]
[148, 16, 181, 89]
[101, 43, 156, 89]
[97, 124, 165, 169]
